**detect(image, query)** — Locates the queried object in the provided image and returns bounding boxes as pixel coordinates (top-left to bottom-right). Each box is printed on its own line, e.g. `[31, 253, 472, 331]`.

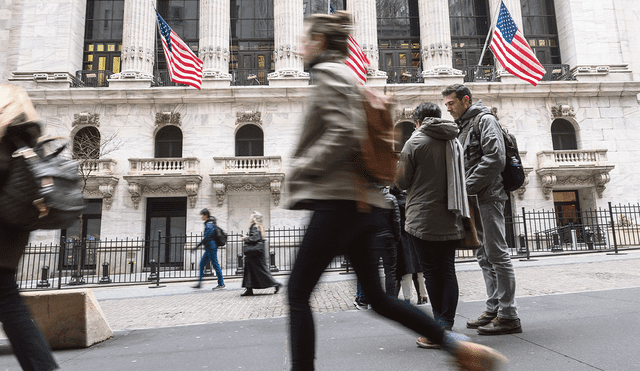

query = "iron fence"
[16, 203, 639, 290]
[462, 64, 573, 83]
[384, 66, 424, 84]
[73, 70, 112, 87]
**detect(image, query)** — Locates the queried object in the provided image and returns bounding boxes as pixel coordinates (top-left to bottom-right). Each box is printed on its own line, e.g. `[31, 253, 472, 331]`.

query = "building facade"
[1, 0, 640, 264]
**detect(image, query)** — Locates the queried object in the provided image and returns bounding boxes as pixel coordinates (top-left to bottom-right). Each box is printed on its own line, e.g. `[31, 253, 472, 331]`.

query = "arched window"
[235, 124, 264, 156]
[73, 126, 101, 159]
[551, 119, 577, 150]
[155, 126, 183, 158]
[394, 121, 415, 152]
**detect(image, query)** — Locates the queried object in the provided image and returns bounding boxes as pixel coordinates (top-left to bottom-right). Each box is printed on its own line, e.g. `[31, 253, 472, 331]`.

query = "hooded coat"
[396, 117, 465, 241]
[455, 100, 508, 204]
[286, 51, 387, 210]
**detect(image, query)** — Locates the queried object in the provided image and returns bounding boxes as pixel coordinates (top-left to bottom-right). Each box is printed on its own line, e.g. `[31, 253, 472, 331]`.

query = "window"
[551, 119, 577, 150]
[235, 124, 264, 156]
[230, 0, 274, 85]
[73, 126, 101, 159]
[155, 126, 183, 158]
[449, 0, 492, 72]
[303, 0, 346, 16]
[156, 0, 199, 85]
[377, 0, 420, 83]
[83, 0, 124, 73]
[521, 0, 561, 65]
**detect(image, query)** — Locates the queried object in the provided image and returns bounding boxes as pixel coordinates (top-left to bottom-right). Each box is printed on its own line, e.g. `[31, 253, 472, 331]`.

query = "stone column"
[7, 0, 86, 89]
[488, 0, 527, 83]
[348, 0, 387, 85]
[268, 0, 308, 86]
[418, 0, 463, 85]
[199, 0, 232, 88]
[109, 0, 156, 88]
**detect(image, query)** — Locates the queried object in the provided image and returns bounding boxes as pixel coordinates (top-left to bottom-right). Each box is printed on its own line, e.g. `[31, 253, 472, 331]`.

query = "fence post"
[519, 207, 537, 261]
[99, 262, 112, 284]
[68, 240, 85, 285]
[149, 230, 166, 288]
[36, 266, 50, 288]
[607, 202, 626, 255]
[236, 253, 244, 275]
[58, 235, 65, 289]
[269, 251, 279, 272]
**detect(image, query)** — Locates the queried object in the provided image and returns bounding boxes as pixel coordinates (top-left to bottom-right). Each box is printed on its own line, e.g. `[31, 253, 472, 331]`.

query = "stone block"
[20, 289, 113, 350]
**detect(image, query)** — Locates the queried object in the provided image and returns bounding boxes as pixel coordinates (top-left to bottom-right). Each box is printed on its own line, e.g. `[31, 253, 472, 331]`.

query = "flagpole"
[152, 0, 158, 84]
[476, 1, 503, 67]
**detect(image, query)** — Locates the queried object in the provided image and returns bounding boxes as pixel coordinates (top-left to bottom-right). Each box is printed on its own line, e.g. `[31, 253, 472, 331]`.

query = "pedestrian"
[442, 84, 522, 335]
[192, 208, 225, 290]
[370, 186, 401, 297]
[240, 211, 281, 296]
[0, 85, 59, 371]
[286, 11, 506, 371]
[396, 102, 468, 349]
[389, 186, 428, 305]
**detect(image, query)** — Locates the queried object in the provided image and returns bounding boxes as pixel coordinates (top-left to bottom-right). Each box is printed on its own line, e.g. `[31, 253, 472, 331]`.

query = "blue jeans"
[477, 200, 518, 319]
[412, 237, 460, 329]
[199, 248, 224, 286]
[287, 201, 445, 371]
[0, 270, 58, 371]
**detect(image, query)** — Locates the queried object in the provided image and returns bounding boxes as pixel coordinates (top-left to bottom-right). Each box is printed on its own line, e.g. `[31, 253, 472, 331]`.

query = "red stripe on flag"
[344, 35, 369, 85]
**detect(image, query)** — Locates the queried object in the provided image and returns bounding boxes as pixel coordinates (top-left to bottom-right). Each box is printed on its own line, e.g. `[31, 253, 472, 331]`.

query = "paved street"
[0, 250, 639, 370]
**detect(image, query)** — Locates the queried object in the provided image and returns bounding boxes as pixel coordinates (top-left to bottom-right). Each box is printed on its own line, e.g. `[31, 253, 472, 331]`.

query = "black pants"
[411, 237, 460, 330]
[287, 201, 445, 371]
[0, 270, 58, 371]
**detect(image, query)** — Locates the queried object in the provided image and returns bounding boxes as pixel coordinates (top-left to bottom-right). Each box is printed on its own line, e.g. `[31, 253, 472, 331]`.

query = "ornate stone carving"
[72, 113, 100, 127]
[128, 183, 141, 209]
[99, 183, 116, 210]
[226, 183, 271, 193]
[213, 181, 226, 207]
[236, 111, 261, 125]
[155, 112, 181, 126]
[551, 105, 575, 119]
[270, 179, 282, 206]
[540, 174, 557, 200]
[186, 182, 199, 208]
[594, 172, 611, 198]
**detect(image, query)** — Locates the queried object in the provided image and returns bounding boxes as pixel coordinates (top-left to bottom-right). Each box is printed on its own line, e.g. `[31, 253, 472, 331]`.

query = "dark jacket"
[372, 189, 402, 248]
[391, 189, 423, 276]
[455, 100, 508, 204]
[198, 218, 218, 251]
[286, 51, 386, 210]
[396, 117, 465, 241]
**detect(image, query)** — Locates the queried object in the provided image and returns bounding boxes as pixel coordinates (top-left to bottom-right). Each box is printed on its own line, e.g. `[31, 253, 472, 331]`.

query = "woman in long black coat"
[241, 211, 281, 296]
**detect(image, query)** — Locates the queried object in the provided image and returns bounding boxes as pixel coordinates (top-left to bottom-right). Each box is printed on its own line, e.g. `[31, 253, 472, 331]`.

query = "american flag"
[489, 2, 545, 86]
[329, 4, 369, 85]
[156, 12, 203, 89]
[344, 36, 370, 85]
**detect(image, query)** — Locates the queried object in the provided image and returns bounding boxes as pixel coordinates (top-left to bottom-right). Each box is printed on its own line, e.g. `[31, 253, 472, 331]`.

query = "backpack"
[470, 113, 525, 193]
[356, 87, 398, 184]
[214, 224, 227, 246]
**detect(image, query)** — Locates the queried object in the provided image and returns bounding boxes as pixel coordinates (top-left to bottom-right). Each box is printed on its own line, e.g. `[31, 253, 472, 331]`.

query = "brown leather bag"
[461, 195, 483, 249]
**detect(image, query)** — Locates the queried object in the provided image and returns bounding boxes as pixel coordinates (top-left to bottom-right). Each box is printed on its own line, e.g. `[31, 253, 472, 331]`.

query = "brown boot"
[466, 311, 497, 329]
[478, 317, 522, 335]
[453, 341, 508, 371]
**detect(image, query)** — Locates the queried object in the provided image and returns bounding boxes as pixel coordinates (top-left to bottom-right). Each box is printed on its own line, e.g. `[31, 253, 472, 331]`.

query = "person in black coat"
[240, 211, 281, 296]
[370, 186, 402, 296]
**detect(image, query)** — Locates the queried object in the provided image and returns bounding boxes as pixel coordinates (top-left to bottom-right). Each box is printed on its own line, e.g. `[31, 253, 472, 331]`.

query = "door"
[553, 191, 582, 243]
[145, 198, 187, 268]
[62, 199, 102, 270]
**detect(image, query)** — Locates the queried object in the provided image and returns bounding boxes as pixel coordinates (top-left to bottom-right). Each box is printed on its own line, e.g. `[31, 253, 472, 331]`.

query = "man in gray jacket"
[442, 84, 522, 335]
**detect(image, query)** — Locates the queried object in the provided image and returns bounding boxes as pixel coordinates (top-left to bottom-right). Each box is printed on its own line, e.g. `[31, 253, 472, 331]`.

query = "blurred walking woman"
[240, 211, 281, 296]
[285, 11, 506, 371]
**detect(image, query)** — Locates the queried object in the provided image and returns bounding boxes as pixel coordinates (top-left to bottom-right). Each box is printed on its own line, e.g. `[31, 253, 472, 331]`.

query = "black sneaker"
[212, 285, 226, 290]
[466, 311, 497, 329]
[354, 300, 369, 310]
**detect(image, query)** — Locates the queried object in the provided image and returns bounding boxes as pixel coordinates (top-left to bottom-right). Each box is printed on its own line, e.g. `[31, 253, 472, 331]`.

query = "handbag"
[0, 137, 84, 230]
[244, 239, 265, 255]
[460, 195, 483, 249]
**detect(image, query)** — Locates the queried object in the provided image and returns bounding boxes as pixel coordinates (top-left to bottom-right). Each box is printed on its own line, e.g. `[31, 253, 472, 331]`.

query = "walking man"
[442, 84, 522, 335]
[193, 208, 225, 290]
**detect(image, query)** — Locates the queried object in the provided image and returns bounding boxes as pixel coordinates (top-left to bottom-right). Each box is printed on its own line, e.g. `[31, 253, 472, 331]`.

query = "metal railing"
[462, 64, 573, 83]
[231, 68, 271, 86]
[540, 64, 573, 81]
[73, 70, 113, 88]
[152, 70, 190, 87]
[385, 66, 423, 84]
[16, 203, 640, 290]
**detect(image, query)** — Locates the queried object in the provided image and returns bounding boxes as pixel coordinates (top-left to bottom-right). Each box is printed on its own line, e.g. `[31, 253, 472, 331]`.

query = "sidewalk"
[0, 250, 639, 370]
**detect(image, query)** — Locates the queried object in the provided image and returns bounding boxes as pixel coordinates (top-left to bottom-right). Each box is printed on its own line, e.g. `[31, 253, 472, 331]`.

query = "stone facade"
[0, 0, 639, 246]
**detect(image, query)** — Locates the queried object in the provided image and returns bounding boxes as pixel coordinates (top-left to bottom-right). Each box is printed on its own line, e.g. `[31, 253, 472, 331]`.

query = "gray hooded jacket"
[395, 118, 465, 241]
[455, 100, 508, 204]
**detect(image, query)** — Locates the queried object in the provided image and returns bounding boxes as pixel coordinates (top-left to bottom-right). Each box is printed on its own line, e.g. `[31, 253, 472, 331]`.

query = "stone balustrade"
[128, 158, 200, 174]
[213, 156, 282, 173]
[537, 149, 609, 168]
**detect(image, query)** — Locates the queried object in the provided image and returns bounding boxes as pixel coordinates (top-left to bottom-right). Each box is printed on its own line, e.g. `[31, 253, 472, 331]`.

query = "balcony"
[123, 158, 203, 209]
[73, 70, 112, 88]
[209, 156, 285, 207]
[231, 68, 271, 86]
[79, 159, 119, 209]
[536, 149, 615, 199]
[463, 64, 573, 83]
[385, 66, 423, 84]
[151, 70, 190, 87]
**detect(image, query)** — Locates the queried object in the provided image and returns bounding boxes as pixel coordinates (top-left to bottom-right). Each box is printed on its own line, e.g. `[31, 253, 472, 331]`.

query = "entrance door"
[145, 197, 187, 268]
[553, 191, 582, 243]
